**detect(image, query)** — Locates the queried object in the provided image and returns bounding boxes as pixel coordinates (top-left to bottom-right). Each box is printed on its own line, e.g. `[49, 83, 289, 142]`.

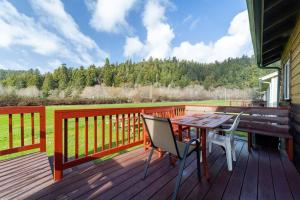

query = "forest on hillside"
[0, 56, 273, 99]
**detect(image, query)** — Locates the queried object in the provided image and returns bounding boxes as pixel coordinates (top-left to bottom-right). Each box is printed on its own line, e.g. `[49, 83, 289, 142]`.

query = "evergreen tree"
[53, 64, 70, 90]
[42, 73, 55, 96]
[0, 56, 275, 91]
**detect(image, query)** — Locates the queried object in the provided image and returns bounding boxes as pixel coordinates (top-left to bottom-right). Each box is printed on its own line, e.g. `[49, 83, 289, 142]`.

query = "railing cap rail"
[55, 105, 186, 119]
[185, 104, 289, 110]
[0, 106, 45, 114]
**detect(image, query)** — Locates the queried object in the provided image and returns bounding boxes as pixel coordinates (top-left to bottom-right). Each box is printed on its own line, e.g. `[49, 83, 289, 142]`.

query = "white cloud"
[87, 0, 137, 33]
[124, 0, 174, 59]
[124, 6, 252, 63]
[0, 0, 109, 72]
[172, 41, 212, 62]
[124, 37, 144, 57]
[0, 0, 62, 55]
[30, 0, 108, 65]
[172, 10, 253, 62]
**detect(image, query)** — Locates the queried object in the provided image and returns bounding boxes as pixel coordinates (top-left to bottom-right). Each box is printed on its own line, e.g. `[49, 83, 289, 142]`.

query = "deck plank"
[257, 148, 275, 200]
[173, 146, 223, 200]
[0, 152, 53, 200]
[280, 150, 300, 199]
[268, 149, 293, 200]
[240, 148, 259, 200]
[0, 152, 41, 166]
[202, 142, 245, 200]
[0, 153, 46, 174]
[185, 151, 227, 200]
[1, 140, 300, 200]
[185, 141, 243, 200]
[68, 153, 164, 199]
[95, 154, 171, 200]
[130, 152, 196, 200]
[257, 150, 275, 199]
[39, 150, 150, 200]
[151, 146, 223, 200]
[222, 141, 249, 200]
[112, 156, 175, 200]
[29, 147, 146, 200]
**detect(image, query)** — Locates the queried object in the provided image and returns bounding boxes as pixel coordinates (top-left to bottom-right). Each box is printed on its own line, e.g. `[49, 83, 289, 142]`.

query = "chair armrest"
[212, 127, 232, 133]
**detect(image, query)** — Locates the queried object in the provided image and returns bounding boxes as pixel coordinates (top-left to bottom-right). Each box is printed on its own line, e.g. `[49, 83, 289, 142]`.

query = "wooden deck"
[1, 140, 300, 200]
[0, 152, 53, 200]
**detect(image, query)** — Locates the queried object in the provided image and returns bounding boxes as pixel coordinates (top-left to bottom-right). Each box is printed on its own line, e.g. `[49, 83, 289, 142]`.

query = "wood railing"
[54, 105, 185, 181]
[54, 104, 292, 181]
[0, 106, 46, 156]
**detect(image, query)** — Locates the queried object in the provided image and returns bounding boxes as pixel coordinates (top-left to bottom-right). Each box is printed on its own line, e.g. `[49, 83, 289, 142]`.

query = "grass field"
[0, 100, 239, 160]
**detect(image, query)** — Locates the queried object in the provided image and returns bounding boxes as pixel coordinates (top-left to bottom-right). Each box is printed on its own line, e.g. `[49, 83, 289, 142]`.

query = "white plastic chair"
[207, 112, 243, 171]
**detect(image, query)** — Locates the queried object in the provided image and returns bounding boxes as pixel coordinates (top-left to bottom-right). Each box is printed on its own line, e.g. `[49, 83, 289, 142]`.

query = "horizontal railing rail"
[54, 105, 185, 181]
[0, 106, 46, 156]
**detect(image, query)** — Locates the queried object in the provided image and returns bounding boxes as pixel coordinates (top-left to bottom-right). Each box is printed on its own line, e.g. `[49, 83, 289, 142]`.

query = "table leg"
[201, 128, 210, 180]
[178, 125, 183, 141]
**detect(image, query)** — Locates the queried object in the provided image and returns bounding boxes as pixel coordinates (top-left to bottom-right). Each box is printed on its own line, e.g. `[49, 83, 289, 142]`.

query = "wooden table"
[171, 113, 233, 180]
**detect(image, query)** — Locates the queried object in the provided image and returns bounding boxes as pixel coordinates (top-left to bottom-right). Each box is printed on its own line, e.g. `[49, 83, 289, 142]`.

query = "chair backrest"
[227, 112, 243, 132]
[141, 114, 179, 156]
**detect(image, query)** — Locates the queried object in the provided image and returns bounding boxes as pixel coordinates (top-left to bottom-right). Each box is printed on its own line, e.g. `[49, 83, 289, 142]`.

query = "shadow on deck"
[1, 140, 300, 200]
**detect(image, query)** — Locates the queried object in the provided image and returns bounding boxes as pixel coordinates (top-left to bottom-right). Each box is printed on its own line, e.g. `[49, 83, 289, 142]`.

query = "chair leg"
[208, 141, 212, 153]
[172, 156, 186, 200]
[143, 148, 154, 179]
[225, 143, 233, 171]
[196, 148, 202, 181]
[207, 132, 215, 154]
[231, 140, 236, 162]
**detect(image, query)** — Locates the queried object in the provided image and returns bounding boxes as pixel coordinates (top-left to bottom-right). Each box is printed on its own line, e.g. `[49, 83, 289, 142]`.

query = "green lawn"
[0, 100, 233, 160]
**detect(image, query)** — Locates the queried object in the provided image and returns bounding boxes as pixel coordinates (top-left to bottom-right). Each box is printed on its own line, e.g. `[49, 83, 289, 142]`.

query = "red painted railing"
[0, 106, 46, 156]
[54, 105, 185, 181]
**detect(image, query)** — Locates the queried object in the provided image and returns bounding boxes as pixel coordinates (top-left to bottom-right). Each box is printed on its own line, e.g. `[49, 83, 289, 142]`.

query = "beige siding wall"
[281, 18, 300, 104]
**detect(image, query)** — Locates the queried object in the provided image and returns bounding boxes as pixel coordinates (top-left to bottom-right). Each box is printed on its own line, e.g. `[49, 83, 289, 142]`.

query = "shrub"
[0, 84, 255, 106]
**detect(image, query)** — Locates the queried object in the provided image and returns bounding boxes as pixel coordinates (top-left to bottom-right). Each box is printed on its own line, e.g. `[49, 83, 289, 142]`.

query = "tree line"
[0, 56, 273, 97]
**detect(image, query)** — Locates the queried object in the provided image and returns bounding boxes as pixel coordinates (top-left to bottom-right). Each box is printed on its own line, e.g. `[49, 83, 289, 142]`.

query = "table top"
[171, 113, 233, 129]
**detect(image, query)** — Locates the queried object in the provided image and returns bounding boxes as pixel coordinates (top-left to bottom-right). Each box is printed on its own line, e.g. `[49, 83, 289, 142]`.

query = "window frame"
[283, 59, 290, 100]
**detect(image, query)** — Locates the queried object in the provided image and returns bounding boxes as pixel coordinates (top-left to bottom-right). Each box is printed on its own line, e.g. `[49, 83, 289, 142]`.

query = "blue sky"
[0, 0, 252, 72]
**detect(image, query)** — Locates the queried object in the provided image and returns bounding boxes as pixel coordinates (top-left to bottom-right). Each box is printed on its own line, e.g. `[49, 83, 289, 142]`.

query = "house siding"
[281, 18, 300, 103]
[281, 17, 300, 170]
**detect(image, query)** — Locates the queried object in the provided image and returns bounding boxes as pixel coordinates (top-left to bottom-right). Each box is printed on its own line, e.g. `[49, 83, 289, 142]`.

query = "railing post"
[54, 111, 63, 181]
[40, 106, 46, 152]
[141, 109, 148, 151]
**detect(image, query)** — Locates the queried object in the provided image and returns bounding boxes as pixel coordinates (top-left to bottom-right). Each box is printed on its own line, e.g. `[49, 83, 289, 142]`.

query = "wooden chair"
[141, 114, 201, 200]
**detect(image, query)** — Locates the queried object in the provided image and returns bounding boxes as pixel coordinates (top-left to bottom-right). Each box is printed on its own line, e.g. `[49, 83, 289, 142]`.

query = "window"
[283, 59, 290, 100]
